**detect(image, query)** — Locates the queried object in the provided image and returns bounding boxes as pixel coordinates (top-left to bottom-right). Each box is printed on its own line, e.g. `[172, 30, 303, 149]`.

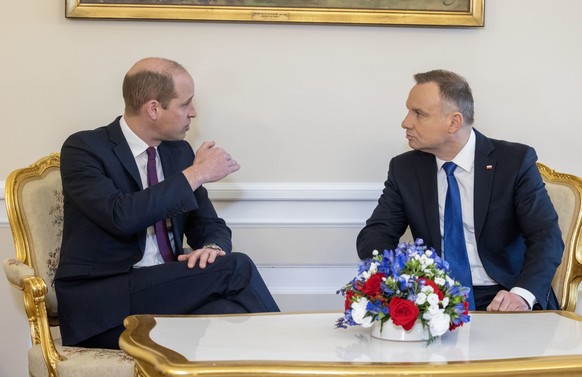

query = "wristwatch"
[203, 243, 223, 252]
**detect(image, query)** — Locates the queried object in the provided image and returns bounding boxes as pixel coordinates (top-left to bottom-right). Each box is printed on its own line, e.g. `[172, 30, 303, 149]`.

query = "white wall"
[2, 0, 582, 375]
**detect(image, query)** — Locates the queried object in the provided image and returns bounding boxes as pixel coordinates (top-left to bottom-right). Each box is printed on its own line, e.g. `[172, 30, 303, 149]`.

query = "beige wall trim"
[0, 181, 382, 228]
[206, 182, 382, 228]
[205, 182, 383, 201]
[258, 265, 355, 295]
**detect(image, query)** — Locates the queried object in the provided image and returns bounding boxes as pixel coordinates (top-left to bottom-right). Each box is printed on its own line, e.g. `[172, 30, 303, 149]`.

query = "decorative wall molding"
[205, 182, 383, 201]
[205, 182, 382, 228]
[257, 265, 354, 295]
[257, 264, 352, 311]
[0, 181, 382, 228]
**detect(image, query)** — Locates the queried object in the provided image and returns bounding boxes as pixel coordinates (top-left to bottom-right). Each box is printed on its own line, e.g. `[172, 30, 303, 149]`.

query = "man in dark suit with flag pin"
[357, 69, 563, 311]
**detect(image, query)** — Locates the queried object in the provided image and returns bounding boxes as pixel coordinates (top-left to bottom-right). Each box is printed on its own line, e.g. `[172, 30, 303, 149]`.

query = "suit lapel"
[415, 152, 442, 253]
[157, 143, 177, 180]
[473, 129, 496, 243]
[108, 120, 143, 189]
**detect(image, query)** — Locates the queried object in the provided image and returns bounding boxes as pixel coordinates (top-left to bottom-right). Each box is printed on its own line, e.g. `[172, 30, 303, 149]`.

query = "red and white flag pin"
[486, 165, 493, 170]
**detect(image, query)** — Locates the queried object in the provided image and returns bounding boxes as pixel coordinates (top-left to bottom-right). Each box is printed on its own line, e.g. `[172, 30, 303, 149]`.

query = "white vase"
[370, 318, 429, 341]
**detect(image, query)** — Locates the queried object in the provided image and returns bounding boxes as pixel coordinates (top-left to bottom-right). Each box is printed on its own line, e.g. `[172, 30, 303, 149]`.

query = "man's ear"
[144, 100, 159, 120]
[449, 112, 464, 133]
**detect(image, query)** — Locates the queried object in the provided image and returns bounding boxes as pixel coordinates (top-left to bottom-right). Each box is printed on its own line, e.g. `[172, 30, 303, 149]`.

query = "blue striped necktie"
[443, 162, 475, 310]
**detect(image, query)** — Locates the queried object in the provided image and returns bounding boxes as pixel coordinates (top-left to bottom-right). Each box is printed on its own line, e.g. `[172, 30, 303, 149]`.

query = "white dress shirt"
[119, 117, 175, 268]
[436, 129, 535, 308]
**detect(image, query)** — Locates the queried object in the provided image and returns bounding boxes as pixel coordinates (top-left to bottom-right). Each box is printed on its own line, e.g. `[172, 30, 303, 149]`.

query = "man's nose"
[401, 113, 412, 129]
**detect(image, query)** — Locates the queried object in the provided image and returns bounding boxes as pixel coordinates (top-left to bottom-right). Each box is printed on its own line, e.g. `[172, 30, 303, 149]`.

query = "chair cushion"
[28, 338, 133, 377]
[545, 181, 576, 241]
[20, 171, 63, 317]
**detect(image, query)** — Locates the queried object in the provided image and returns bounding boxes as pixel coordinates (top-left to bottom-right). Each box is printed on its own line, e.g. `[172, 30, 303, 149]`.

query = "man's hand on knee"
[178, 247, 226, 269]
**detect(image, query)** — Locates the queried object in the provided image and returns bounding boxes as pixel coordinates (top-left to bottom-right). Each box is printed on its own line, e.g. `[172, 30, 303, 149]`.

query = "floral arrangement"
[336, 239, 471, 343]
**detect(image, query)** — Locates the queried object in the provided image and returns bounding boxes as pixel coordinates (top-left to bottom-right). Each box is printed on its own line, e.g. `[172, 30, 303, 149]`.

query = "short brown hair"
[122, 59, 187, 116]
[414, 69, 475, 125]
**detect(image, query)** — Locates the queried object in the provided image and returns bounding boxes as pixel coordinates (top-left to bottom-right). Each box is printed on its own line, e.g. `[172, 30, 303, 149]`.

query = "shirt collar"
[120, 116, 150, 158]
[436, 128, 476, 173]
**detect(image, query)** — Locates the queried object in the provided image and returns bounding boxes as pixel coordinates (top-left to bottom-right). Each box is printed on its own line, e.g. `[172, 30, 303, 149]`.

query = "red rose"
[361, 273, 385, 297]
[345, 290, 354, 310]
[388, 297, 419, 330]
[419, 278, 444, 300]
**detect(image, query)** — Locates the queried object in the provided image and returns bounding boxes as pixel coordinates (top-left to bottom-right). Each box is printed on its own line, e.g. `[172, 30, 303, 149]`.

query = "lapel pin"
[486, 165, 493, 170]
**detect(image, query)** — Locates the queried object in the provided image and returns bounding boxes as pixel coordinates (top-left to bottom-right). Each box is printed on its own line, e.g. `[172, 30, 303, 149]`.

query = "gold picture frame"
[65, 0, 484, 27]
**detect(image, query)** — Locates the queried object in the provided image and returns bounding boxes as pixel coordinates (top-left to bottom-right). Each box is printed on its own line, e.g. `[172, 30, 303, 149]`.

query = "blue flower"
[367, 299, 389, 316]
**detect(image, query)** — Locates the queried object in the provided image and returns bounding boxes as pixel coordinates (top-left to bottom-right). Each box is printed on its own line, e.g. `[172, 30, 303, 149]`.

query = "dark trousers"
[473, 285, 505, 311]
[77, 252, 279, 349]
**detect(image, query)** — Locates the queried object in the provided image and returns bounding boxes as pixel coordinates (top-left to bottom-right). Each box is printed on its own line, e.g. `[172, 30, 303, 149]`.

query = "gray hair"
[414, 69, 474, 125]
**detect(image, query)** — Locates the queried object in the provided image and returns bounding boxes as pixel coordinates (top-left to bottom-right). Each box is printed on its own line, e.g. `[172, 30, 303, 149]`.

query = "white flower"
[442, 297, 450, 308]
[419, 254, 434, 267]
[434, 277, 446, 286]
[428, 311, 451, 337]
[351, 298, 373, 328]
[427, 293, 439, 306]
[421, 285, 434, 294]
[362, 262, 379, 279]
[427, 303, 441, 316]
[415, 292, 427, 305]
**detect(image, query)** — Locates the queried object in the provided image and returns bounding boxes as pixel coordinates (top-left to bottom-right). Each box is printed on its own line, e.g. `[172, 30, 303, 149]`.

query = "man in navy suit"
[55, 57, 279, 349]
[357, 69, 563, 311]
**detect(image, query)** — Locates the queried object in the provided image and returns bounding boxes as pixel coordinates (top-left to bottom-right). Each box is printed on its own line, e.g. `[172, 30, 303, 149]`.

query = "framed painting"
[65, 0, 484, 27]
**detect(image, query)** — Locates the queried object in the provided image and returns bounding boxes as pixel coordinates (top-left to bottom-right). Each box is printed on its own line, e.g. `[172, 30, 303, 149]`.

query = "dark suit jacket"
[55, 117, 231, 345]
[356, 129, 564, 309]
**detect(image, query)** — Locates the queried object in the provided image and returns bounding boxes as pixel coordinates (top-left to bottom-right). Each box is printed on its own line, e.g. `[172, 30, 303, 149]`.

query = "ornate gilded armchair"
[538, 162, 582, 312]
[3, 154, 133, 377]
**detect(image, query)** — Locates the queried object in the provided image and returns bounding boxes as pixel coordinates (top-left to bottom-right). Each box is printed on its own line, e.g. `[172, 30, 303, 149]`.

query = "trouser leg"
[75, 325, 125, 349]
[129, 252, 280, 315]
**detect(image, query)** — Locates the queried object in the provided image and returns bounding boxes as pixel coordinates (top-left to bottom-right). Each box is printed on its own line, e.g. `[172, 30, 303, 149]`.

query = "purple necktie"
[146, 147, 175, 263]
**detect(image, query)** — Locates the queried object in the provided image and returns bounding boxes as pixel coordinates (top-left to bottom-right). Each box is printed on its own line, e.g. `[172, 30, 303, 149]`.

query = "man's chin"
[177, 130, 188, 140]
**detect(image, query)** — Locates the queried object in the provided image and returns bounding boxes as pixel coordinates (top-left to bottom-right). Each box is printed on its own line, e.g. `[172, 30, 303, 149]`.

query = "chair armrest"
[3, 258, 34, 289]
[3, 258, 65, 374]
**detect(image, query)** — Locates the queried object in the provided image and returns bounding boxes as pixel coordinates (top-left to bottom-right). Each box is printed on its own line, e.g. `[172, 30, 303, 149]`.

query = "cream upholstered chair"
[538, 162, 582, 312]
[3, 154, 133, 377]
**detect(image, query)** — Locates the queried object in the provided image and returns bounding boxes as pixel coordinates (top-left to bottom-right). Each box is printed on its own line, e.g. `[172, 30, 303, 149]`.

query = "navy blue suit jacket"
[357, 129, 564, 309]
[55, 117, 231, 344]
